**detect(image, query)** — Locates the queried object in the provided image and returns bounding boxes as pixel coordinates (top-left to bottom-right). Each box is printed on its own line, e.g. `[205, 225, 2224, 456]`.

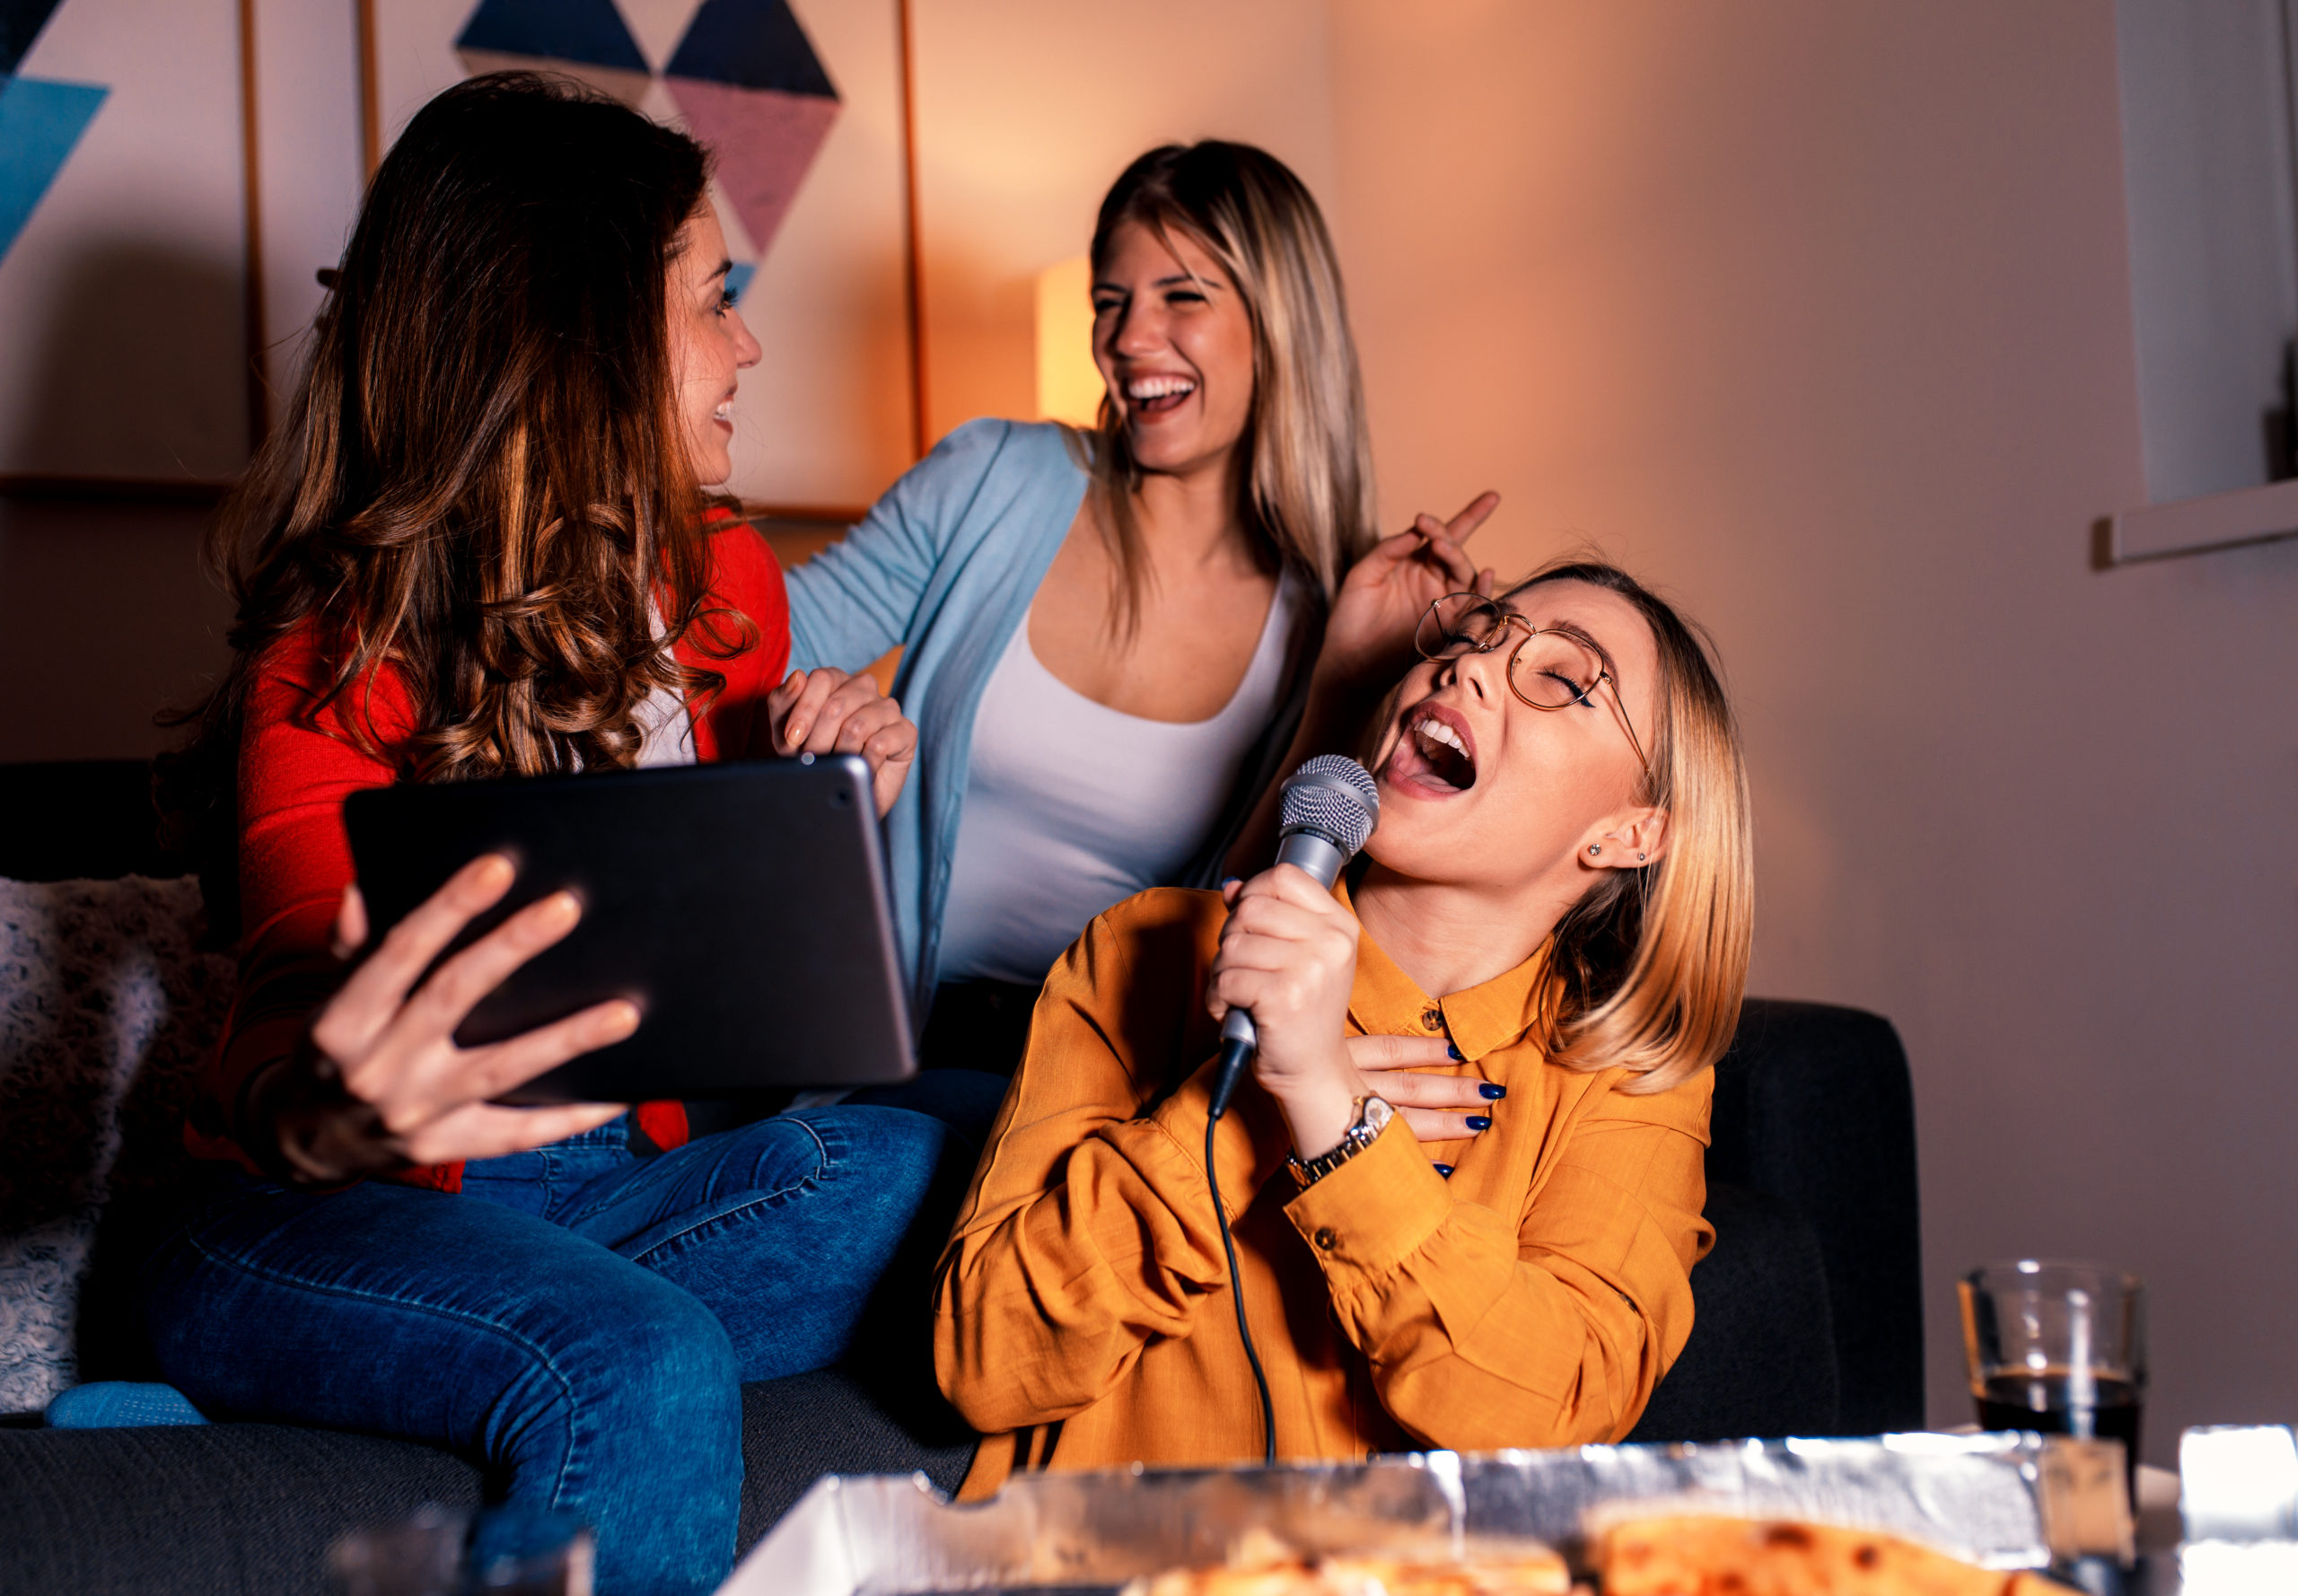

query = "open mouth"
[1392, 706, 1478, 794]
[712, 399, 734, 430]
[1125, 373, 1197, 416]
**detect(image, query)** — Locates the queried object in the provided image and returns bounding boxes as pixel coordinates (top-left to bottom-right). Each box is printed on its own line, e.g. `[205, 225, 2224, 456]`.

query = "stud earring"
[1636, 851, 1645, 862]
[1588, 846, 1601, 856]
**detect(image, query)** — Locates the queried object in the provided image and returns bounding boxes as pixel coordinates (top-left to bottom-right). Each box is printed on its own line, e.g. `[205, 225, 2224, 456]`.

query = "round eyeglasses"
[1412, 592, 1651, 775]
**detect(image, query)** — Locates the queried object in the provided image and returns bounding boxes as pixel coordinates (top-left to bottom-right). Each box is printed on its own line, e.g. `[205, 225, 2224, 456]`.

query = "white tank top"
[936, 573, 1300, 986]
[633, 602, 696, 767]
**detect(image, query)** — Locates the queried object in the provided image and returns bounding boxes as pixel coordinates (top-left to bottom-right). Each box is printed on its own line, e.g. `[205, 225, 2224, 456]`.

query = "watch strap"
[1288, 1095, 1393, 1189]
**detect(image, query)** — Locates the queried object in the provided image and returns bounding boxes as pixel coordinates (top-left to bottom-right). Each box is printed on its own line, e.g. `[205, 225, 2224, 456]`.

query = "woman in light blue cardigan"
[785, 144, 1493, 1065]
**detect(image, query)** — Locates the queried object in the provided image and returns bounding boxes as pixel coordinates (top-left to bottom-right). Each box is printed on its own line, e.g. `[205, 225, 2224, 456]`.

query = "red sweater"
[191, 515, 792, 1192]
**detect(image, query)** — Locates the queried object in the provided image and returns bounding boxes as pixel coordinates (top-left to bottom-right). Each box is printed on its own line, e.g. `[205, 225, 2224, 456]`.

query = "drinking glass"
[1960, 1260, 2147, 1479]
[330, 1504, 594, 1596]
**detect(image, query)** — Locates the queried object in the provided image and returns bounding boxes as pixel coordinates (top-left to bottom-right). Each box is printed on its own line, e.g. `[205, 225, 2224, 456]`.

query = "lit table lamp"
[1035, 256, 1104, 426]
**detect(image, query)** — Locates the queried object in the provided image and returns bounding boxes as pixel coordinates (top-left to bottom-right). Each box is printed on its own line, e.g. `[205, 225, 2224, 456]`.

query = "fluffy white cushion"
[0, 876, 232, 1414]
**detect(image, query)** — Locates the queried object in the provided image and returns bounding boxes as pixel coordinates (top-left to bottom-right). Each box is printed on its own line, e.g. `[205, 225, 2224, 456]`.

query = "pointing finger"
[1444, 491, 1500, 542]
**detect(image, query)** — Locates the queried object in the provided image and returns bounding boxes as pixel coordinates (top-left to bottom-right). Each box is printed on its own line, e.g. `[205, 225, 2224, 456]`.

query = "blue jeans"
[137, 1099, 987, 1596]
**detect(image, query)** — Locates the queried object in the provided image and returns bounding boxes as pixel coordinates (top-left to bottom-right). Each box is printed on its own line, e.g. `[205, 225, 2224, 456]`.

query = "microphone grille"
[1279, 755, 1380, 857]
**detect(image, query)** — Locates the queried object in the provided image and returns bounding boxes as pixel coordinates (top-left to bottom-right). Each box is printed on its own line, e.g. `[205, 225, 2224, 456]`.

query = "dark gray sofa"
[0, 761, 1925, 1594]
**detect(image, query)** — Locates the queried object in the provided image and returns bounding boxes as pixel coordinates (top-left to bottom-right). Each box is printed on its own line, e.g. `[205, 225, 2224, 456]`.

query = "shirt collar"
[1334, 878, 1550, 1063]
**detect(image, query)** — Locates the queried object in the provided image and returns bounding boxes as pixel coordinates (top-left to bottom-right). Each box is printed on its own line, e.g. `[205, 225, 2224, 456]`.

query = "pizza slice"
[1594, 1514, 2074, 1596]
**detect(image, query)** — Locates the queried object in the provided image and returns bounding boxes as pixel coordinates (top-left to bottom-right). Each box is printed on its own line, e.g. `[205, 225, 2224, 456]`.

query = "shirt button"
[1421, 1006, 1443, 1031]
[1313, 1227, 1338, 1250]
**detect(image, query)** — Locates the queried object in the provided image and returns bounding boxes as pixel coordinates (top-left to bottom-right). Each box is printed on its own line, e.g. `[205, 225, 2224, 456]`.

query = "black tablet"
[344, 756, 914, 1104]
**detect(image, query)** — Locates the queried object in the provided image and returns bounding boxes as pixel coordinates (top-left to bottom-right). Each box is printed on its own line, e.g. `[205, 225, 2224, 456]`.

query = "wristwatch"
[1288, 1094, 1395, 1189]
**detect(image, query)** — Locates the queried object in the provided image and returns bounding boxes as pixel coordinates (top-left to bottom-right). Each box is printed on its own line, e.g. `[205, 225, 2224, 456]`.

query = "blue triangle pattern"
[455, 0, 646, 74]
[666, 0, 836, 99]
[0, 0, 66, 76]
[723, 261, 755, 306]
[0, 74, 104, 267]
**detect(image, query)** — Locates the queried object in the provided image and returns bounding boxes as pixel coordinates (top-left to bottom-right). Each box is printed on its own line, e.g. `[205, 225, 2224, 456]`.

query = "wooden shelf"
[2109, 478, 2298, 564]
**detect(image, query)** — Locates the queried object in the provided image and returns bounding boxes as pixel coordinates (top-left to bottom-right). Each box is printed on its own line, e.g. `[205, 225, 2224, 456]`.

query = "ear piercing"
[1636, 851, 1645, 861]
[1588, 846, 1601, 856]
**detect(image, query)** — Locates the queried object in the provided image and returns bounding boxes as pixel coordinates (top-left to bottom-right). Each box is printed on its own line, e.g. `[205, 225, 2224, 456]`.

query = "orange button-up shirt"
[933, 882, 1715, 1500]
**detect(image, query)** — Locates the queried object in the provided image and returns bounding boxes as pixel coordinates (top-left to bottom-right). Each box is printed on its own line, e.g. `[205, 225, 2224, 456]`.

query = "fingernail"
[601, 1003, 639, 1039]
[546, 891, 581, 925]
[1433, 1163, 1454, 1179]
[1465, 1115, 1492, 1132]
[1445, 1043, 1463, 1061]
[789, 722, 809, 744]
[476, 855, 513, 887]
[1478, 1082, 1505, 1100]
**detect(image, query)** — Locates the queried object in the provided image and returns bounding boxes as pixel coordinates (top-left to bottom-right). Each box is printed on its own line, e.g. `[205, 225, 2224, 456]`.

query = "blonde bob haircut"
[1512, 560, 1753, 1094]
[1085, 141, 1378, 635]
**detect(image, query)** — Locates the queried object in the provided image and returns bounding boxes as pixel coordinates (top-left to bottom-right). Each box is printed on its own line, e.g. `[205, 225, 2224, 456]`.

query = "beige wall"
[1329, 0, 2298, 1451]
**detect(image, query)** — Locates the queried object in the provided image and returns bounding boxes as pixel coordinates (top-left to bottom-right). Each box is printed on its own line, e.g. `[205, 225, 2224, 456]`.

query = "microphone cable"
[1199, 755, 1378, 1470]
[1205, 1035, 1276, 1466]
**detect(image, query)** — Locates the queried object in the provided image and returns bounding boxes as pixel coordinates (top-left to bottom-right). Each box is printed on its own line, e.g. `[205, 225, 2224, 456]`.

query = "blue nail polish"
[1479, 1082, 1506, 1100]
[1433, 1163, 1454, 1179]
[1445, 1043, 1463, 1061]
[1466, 1115, 1492, 1131]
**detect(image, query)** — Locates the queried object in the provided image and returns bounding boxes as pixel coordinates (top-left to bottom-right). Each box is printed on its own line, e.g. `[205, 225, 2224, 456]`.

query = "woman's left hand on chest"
[1345, 1033, 1499, 1156]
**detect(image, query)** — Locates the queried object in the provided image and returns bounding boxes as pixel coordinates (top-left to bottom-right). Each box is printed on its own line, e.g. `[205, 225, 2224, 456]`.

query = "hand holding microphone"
[1206, 757, 1380, 1124]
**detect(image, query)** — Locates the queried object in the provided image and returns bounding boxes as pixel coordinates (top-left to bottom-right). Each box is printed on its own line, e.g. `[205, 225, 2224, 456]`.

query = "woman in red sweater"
[141, 75, 972, 1596]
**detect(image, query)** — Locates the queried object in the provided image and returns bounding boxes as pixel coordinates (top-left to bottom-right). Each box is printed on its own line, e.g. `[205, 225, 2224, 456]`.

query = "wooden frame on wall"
[355, 0, 932, 528]
[0, 0, 268, 502]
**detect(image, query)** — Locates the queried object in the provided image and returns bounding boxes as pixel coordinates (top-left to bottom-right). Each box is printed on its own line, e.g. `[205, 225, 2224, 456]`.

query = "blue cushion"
[44, 1381, 207, 1429]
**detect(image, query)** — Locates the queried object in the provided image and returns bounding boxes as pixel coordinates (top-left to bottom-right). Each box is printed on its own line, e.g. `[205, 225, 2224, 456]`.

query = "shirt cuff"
[1284, 1115, 1452, 1282]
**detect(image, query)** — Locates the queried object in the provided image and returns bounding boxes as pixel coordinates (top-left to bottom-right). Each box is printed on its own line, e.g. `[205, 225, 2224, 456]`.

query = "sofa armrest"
[1706, 999, 1925, 1434]
[1627, 1181, 1838, 1443]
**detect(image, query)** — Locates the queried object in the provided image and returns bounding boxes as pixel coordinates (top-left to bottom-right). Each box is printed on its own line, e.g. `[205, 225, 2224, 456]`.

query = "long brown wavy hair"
[165, 74, 749, 931]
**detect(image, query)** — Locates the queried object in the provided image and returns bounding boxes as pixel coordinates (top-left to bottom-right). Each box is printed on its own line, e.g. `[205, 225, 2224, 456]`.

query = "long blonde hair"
[1085, 141, 1377, 636]
[1519, 561, 1753, 1093]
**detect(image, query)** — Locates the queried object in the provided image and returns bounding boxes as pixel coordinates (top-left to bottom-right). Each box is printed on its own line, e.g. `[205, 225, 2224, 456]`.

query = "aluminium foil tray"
[723, 1432, 2133, 1596]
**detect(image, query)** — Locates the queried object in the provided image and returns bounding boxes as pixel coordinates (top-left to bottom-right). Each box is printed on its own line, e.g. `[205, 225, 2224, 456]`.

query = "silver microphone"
[1208, 756, 1380, 1118]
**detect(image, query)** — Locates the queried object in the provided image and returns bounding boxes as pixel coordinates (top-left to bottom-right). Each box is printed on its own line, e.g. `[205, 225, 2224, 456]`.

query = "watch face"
[1362, 1096, 1395, 1134]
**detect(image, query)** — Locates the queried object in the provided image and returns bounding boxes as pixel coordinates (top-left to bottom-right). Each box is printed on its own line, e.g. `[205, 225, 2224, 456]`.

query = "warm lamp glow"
[1035, 256, 1104, 426]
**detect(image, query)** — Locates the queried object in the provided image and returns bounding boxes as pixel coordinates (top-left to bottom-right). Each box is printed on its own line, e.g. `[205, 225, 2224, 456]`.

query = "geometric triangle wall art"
[663, 0, 838, 258]
[455, 0, 652, 108]
[0, 73, 106, 267]
[1, 0, 69, 74]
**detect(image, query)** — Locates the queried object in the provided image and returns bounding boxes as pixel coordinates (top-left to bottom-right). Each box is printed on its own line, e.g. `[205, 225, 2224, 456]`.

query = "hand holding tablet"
[246, 855, 639, 1181]
[344, 756, 917, 1106]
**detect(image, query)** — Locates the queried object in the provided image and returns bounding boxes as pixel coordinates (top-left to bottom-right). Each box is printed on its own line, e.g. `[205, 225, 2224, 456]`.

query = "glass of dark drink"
[1960, 1260, 2147, 1489]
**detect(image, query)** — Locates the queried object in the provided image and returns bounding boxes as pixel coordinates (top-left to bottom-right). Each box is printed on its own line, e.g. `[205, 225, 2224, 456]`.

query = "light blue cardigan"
[785, 418, 1315, 1017]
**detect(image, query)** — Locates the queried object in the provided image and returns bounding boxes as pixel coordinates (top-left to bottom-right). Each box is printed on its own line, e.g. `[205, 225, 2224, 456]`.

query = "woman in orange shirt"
[933, 560, 1752, 1495]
